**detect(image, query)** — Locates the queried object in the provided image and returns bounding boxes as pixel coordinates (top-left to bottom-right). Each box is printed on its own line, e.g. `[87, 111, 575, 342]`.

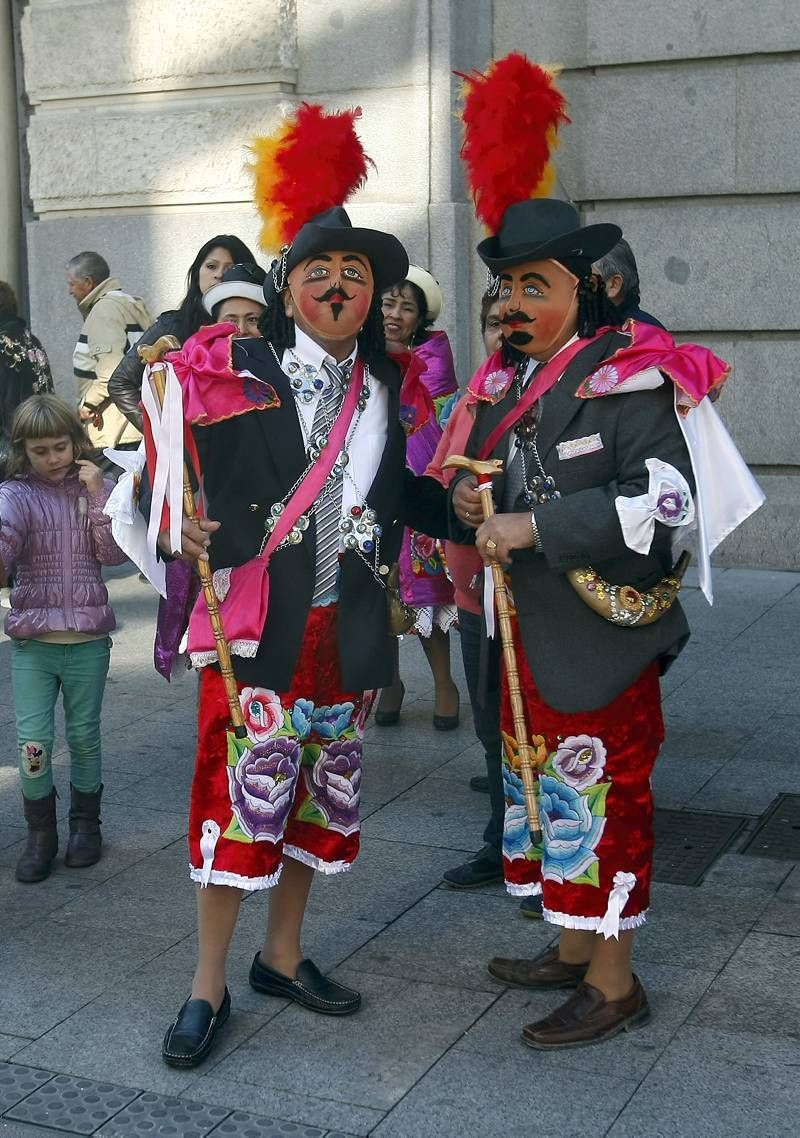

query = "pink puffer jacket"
[0, 471, 126, 639]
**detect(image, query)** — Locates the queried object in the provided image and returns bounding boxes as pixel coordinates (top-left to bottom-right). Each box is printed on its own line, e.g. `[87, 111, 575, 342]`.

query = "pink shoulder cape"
[466, 320, 729, 413]
[166, 323, 280, 425]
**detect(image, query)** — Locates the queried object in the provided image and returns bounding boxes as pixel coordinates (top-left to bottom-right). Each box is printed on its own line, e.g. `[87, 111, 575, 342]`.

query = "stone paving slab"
[0, 917, 174, 1038]
[361, 776, 489, 852]
[210, 970, 494, 1113]
[5, 1074, 139, 1134]
[687, 929, 800, 1037]
[755, 865, 800, 935]
[304, 835, 463, 924]
[13, 962, 269, 1099]
[344, 888, 552, 993]
[96, 1092, 230, 1137]
[607, 1026, 800, 1137]
[371, 1047, 639, 1138]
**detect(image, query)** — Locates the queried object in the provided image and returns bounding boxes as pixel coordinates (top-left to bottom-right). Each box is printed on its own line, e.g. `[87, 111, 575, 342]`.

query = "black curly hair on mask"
[257, 290, 388, 365]
[500, 256, 620, 368]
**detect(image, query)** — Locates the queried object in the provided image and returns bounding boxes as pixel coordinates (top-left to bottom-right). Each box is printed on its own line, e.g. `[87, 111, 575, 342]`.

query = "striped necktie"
[311, 360, 347, 604]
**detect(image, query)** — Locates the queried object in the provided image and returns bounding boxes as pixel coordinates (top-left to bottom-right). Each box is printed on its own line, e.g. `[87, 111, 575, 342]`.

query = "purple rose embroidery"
[311, 740, 362, 834]
[551, 734, 607, 790]
[657, 489, 687, 523]
[228, 737, 300, 841]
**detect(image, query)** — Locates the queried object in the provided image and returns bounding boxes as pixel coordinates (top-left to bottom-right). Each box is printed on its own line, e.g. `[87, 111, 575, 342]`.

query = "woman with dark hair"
[0, 281, 53, 481]
[374, 266, 460, 730]
[108, 235, 256, 431]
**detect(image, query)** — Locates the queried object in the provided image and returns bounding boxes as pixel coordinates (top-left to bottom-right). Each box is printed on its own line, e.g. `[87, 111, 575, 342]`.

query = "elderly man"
[67, 251, 151, 454]
[593, 237, 665, 329]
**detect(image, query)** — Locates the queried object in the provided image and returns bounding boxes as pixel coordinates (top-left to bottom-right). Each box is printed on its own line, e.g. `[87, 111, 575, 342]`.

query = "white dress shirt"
[280, 328, 389, 541]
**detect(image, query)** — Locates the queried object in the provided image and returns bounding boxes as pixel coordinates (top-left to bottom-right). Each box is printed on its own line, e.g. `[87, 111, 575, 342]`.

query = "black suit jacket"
[450, 332, 694, 713]
[192, 338, 444, 692]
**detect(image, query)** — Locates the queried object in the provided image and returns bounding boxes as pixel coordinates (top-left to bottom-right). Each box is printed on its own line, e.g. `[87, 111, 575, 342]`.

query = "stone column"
[0, 0, 21, 291]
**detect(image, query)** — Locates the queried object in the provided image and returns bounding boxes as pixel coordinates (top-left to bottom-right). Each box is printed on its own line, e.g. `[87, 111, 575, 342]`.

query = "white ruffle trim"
[283, 844, 355, 876]
[189, 639, 259, 669]
[506, 881, 543, 898]
[189, 863, 283, 892]
[411, 603, 459, 638]
[541, 906, 649, 932]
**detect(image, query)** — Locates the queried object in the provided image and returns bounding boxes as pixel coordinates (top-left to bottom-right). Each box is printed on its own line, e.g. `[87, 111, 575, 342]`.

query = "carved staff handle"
[138, 336, 247, 738]
[444, 455, 543, 844]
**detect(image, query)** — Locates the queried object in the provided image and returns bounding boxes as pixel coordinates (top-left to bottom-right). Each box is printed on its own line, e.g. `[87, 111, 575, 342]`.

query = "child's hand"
[76, 459, 104, 496]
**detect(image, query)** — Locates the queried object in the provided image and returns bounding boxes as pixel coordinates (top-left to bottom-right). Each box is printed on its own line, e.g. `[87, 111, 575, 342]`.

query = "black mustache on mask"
[313, 283, 355, 304]
[500, 310, 533, 327]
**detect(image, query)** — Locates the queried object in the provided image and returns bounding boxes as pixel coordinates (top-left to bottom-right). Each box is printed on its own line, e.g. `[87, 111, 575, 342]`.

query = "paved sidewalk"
[0, 565, 797, 1137]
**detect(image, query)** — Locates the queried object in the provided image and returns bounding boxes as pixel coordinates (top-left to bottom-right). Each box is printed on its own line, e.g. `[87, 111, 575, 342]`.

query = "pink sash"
[478, 337, 593, 460]
[187, 358, 365, 667]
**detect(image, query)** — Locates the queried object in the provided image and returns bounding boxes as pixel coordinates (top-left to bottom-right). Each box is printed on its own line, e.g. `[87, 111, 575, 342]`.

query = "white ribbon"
[483, 564, 496, 639]
[141, 360, 185, 560]
[199, 818, 221, 888]
[102, 442, 167, 596]
[596, 870, 637, 940]
[615, 458, 695, 557]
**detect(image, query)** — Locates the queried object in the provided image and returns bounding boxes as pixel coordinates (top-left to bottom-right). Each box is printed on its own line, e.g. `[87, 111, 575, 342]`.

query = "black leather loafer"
[249, 954, 361, 1016]
[161, 987, 231, 1068]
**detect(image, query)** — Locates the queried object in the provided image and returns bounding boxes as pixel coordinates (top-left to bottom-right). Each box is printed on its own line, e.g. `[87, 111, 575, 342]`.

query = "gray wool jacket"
[449, 331, 695, 714]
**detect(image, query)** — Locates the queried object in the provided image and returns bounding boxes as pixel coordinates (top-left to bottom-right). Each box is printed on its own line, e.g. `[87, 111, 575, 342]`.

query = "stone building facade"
[2, 0, 797, 567]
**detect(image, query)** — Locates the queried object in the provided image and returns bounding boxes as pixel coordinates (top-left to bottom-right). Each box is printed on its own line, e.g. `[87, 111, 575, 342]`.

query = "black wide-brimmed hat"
[477, 199, 621, 274]
[264, 207, 409, 304]
[203, 262, 267, 315]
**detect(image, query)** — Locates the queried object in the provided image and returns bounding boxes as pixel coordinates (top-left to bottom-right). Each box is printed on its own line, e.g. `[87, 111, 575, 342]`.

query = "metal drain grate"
[653, 808, 748, 886]
[0, 1062, 53, 1114]
[208, 1112, 326, 1137]
[5, 1074, 138, 1134]
[742, 794, 800, 860]
[98, 1093, 230, 1137]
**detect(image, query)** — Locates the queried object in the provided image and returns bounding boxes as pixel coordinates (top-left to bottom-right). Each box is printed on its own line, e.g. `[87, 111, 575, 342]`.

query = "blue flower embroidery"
[311, 702, 355, 739]
[291, 698, 314, 740]
[539, 774, 605, 884]
[502, 767, 532, 860]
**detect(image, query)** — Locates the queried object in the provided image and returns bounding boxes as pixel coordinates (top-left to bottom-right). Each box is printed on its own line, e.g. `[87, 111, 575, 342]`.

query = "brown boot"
[488, 945, 589, 990]
[16, 789, 58, 883]
[521, 976, 650, 1050]
[64, 784, 103, 868]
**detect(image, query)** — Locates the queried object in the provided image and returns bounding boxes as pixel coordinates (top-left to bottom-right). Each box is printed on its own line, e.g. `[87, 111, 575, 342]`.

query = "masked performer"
[145, 104, 443, 1068]
[449, 55, 764, 1050]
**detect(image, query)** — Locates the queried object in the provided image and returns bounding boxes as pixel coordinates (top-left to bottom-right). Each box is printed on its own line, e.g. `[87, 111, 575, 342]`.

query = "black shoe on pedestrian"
[469, 775, 490, 794]
[519, 895, 544, 919]
[162, 987, 230, 1068]
[249, 954, 361, 1016]
[442, 852, 504, 890]
[374, 682, 405, 727]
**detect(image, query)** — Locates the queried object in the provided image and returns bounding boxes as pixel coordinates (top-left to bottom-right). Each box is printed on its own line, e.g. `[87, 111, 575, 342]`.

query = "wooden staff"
[138, 336, 247, 739]
[443, 454, 543, 844]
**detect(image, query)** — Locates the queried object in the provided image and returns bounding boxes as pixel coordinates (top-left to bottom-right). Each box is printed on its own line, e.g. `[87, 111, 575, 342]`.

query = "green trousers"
[11, 637, 111, 800]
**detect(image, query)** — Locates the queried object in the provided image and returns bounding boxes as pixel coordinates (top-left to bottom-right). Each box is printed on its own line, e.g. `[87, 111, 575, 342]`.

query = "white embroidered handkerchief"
[557, 433, 604, 461]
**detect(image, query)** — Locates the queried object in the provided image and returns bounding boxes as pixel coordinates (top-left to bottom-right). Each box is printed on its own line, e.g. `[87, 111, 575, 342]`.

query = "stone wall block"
[297, 0, 428, 92]
[493, 1, 587, 70]
[714, 474, 800, 571]
[559, 66, 736, 201]
[495, 0, 800, 68]
[21, 0, 297, 100]
[735, 61, 800, 193]
[27, 96, 291, 211]
[582, 201, 800, 332]
[711, 340, 800, 468]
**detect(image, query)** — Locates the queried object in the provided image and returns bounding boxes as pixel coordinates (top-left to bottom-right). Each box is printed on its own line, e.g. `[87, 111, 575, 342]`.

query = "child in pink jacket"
[0, 394, 126, 882]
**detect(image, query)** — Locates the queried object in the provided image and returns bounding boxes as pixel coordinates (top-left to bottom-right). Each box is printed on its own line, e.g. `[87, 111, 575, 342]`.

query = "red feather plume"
[456, 53, 570, 235]
[251, 102, 373, 252]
